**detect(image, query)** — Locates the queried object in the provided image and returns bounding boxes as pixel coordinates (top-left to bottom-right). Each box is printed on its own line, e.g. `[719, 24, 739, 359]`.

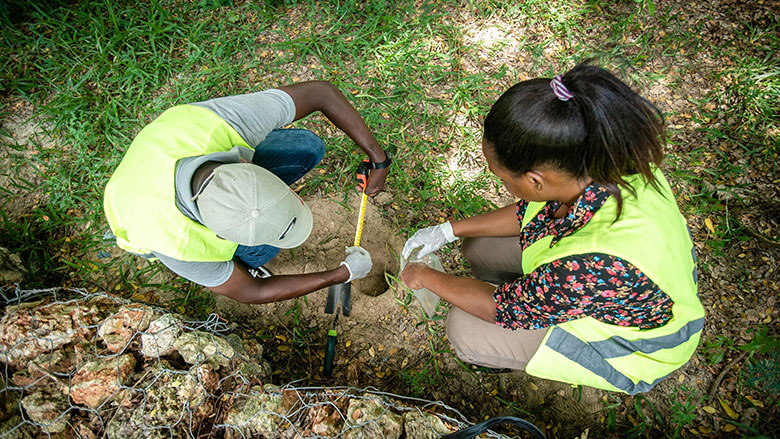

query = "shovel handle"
[324, 329, 337, 376]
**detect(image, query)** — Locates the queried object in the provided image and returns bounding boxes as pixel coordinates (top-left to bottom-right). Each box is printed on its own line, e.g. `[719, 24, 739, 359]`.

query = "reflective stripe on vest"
[104, 105, 248, 261]
[545, 317, 704, 394]
[522, 169, 704, 393]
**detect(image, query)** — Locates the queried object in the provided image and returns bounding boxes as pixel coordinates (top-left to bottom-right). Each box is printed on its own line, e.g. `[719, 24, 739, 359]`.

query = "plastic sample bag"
[399, 250, 442, 318]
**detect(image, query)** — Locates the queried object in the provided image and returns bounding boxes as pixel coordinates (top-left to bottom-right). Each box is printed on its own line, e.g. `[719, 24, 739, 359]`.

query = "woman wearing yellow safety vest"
[400, 63, 704, 394]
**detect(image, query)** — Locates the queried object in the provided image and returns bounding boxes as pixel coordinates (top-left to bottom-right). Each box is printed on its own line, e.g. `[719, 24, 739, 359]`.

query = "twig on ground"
[707, 351, 749, 402]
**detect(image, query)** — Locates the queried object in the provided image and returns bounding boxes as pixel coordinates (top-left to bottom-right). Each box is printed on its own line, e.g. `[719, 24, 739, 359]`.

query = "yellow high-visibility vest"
[523, 169, 704, 394]
[104, 105, 250, 261]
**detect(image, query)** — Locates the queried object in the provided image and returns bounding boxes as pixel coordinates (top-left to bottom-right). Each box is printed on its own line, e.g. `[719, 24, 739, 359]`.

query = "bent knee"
[461, 237, 485, 266]
[445, 306, 478, 353]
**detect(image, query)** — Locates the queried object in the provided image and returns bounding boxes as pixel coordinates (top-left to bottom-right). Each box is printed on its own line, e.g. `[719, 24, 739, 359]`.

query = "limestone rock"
[98, 305, 158, 353]
[105, 400, 170, 439]
[224, 384, 284, 439]
[226, 332, 264, 362]
[191, 363, 220, 395]
[174, 330, 234, 369]
[9, 338, 92, 394]
[307, 398, 348, 437]
[105, 363, 217, 439]
[140, 314, 182, 358]
[403, 411, 452, 439]
[233, 359, 271, 384]
[70, 354, 136, 409]
[73, 421, 99, 439]
[0, 301, 101, 368]
[20, 385, 70, 433]
[223, 333, 272, 382]
[344, 397, 402, 439]
[144, 364, 216, 425]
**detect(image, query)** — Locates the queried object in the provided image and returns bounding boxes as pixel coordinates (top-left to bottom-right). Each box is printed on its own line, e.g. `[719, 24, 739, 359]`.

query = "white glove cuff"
[340, 261, 354, 282]
[442, 221, 457, 242]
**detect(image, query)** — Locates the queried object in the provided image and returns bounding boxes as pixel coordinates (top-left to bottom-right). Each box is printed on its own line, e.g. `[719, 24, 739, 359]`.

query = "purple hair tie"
[550, 75, 574, 101]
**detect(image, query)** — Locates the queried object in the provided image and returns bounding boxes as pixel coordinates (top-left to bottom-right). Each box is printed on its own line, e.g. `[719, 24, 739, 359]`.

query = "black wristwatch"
[369, 151, 392, 170]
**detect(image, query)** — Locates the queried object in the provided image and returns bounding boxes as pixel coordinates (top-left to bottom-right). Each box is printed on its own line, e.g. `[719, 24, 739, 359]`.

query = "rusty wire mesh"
[0, 286, 521, 438]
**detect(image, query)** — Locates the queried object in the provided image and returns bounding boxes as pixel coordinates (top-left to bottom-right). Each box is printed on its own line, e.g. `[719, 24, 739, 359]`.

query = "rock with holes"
[98, 305, 159, 353]
[174, 330, 234, 369]
[20, 384, 70, 434]
[306, 396, 349, 437]
[403, 411, 452, 439]
[344, 397, 402, 439]
[145, 363, 216, 425]
[140, 314, 182, 358]
[105, 363, 217, 439]
[12, 341, 89, 389]
[0, 300, 102, 368]
[232, 359, 271, 385]
[224, 384, 285, 439]
[223, 333, 271, 383]
[70, 354, 136, 409]
[105, 402, 167, 439]
[72, 420, 99, 439]
[226, 332, 264, 362]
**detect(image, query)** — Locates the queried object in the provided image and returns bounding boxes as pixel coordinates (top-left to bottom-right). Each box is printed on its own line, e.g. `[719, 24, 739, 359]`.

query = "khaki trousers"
[446, 236, 548, 370]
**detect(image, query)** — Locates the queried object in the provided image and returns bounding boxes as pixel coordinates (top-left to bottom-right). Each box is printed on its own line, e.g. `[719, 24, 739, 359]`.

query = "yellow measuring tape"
[353, 191, 368, 247]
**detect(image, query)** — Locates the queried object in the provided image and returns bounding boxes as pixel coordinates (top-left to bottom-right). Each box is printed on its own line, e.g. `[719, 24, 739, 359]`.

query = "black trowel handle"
[324, 328, 338, 376]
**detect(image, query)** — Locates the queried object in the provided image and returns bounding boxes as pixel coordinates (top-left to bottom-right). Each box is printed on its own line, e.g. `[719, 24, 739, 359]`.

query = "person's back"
[105, 82, 392, 304]
[401, 63, 702, 393]
[105, 103, 253, 261]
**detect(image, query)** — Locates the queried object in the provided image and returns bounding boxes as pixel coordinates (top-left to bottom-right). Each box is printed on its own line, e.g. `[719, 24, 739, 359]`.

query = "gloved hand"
[340, 246, 372, 282]
[402, 222, 458, 259]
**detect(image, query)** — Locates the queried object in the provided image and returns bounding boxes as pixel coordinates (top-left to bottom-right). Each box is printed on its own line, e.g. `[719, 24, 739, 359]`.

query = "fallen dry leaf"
[705, 217, 716, 234]
[718, 396, 739, 419]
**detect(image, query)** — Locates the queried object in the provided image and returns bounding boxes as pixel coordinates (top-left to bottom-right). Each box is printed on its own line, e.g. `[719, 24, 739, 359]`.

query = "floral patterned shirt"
[493, 183, 674, 330]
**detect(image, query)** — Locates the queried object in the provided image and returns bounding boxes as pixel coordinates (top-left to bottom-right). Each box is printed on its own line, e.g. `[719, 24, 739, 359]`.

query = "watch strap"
[370, 152, 392, 170]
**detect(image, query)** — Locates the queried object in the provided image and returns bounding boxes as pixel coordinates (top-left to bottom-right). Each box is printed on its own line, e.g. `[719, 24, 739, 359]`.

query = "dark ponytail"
[483, 62, 666, 217]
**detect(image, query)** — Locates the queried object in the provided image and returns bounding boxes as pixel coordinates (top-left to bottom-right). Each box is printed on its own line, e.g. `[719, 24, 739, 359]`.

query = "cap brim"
[273, 196, 313, 249]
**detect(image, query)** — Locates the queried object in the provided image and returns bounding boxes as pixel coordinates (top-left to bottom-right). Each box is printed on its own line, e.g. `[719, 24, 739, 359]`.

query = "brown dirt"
[2, 0, 778, 437]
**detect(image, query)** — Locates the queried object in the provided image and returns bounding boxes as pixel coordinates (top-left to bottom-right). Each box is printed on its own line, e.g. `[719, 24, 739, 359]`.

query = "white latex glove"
[402, 222, 458, 259]
[340, 246, 372, 282]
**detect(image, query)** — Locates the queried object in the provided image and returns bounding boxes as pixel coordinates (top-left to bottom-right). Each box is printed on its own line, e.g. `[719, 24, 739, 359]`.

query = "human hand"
[364, 167, 388, 195]
[400, 262, 428, 290]
[340, 246, 372, 281]
[401, 222, 457, 259]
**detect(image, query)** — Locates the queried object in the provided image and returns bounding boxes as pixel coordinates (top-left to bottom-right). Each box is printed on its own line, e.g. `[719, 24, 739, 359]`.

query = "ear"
[525, 171, 546, 192]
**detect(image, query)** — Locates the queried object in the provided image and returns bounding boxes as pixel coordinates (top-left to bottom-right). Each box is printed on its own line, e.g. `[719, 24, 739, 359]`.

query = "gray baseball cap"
[194, 163, 313, 248]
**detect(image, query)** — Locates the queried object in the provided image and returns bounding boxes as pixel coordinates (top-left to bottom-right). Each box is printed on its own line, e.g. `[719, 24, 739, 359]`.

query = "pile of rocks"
[0, 289, 465, 438]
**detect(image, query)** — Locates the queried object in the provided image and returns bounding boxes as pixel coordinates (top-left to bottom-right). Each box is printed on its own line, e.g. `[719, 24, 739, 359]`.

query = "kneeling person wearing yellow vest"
[104, 82, 392, 304]
[400, 64, 703, 394]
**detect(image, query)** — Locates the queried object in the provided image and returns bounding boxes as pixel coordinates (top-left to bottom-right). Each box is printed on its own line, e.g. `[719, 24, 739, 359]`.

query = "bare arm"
[279, 81, 388, 195]
[210, 263, 350, 304]
[451, 204, 522, 238]
[401, 263, 497, 322]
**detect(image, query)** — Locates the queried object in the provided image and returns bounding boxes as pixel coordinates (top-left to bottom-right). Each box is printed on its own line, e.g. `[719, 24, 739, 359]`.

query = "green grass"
[1, 0, 779, 436]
